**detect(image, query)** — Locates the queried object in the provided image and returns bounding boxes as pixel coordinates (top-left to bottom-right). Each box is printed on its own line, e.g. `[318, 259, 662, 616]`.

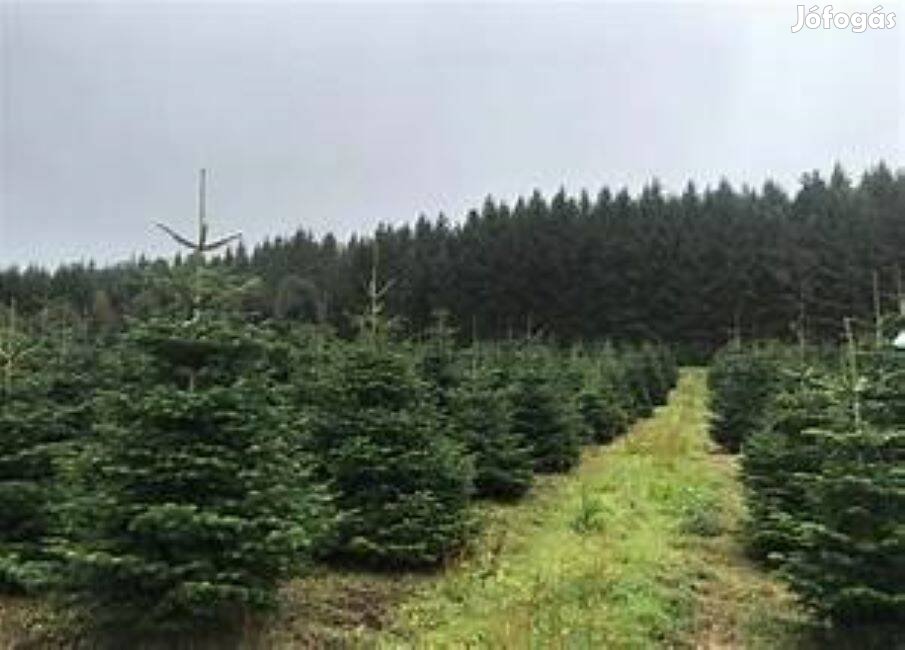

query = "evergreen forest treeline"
[2, 163, 903, 355]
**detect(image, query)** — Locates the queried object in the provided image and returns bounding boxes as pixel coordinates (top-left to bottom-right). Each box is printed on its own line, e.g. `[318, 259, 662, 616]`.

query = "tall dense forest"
[2, 162, 903, 355]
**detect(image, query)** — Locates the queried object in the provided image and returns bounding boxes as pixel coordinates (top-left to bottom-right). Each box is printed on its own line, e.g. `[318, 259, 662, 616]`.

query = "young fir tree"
[639, 343, 670, 406]
[576, 384, 606, 444]
[561, 353, 600, 442]
[576, 366, 630, 445]
[0, 323, 96, 593]
[417, 310, 461, 418]
[597, 344, 638, 428]
[741, 365, 841, 563]
[309, 339, 474, 567]
[740, 340, 905, 630]
[709, 345, 780, 452]
[450, 362, 533, 500]
[305, 256, 473, 568]
[57, 268, 331, 634]
[777, 347, 905, 627]
[621, 347, 655, 419]
[783, 423, 905, 626]
[508, 352, 581, 473]
[860, 347, 905, 427]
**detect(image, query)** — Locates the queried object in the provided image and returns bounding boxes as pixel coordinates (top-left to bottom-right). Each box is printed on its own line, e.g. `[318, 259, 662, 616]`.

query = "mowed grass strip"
[372, 369, 808, 649]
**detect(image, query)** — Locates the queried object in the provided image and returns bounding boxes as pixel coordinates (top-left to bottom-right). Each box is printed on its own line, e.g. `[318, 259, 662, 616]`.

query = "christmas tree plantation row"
[0, 306, 677, 638]
[708, 336, 904, 639]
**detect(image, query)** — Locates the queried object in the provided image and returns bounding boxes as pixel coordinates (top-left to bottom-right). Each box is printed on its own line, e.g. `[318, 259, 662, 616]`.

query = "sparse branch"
[154, 169, 242, 321]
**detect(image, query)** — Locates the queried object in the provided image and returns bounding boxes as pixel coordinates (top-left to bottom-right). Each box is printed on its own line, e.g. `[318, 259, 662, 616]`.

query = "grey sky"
[1, 1, 902, 267]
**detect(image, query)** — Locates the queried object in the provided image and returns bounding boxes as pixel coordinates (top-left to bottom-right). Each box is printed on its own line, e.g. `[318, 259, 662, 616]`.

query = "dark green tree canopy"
[4, 164, 903, 356]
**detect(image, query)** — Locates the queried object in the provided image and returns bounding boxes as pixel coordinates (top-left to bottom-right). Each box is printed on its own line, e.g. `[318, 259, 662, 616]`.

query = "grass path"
[271, 369, 808, 648]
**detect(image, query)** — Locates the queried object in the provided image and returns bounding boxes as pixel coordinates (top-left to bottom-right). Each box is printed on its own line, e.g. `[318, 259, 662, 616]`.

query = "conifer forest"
[1, 162, 903, 648]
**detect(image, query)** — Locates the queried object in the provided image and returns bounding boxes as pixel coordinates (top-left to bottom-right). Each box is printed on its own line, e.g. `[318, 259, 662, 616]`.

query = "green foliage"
[0, 333, 96, 593]
[861, 349, 905, 427]
[597, 345, 641, 424]
[509, 355, 582, 474]
[450, 365, 533, 500]
[569, 484, 606, 534]
[621, 349, 655, 418]
[732, 342, 905, 628]
[6, 163, 904, 353]
[576, 387, 607, 443]
[709, 346, 781, 452]
[781, 425, 905, 625]
[129, 263, 267, 323]
[576, 378, 629, 444]
[417, 312, 461, 417]
[310, 342, 474, 568]
[273, 274, 323, 322]
[741, 367, 842, 563]
[639, 343, 671, 406]
[58, 318, 331, 633]
[679, 487, 724, 537]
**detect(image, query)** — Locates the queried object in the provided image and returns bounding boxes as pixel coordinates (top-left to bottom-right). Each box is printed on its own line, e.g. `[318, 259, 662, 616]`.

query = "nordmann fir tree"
[417, 309, 461, 418]
[620, 347, 655, 419]
[305, 241, 474, 567]
[449, 353, 534, 500]
[554, 348, 598, 444]
[740, 363, 843, 564]
[575, 353, 628, 445]
[639, 342, 670, 406]
[778, 335, 905, 628]
[0, 305, 97, 593]
[708, 345, 781, 452]
[56, 176, 331, 635]
[508, 347, 581, 473]
[731, 329, 905, 633]
[596, 343, 635, 435]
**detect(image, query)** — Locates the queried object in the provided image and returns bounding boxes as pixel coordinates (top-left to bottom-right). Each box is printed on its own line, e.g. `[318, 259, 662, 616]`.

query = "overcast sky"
[1, 1, 902, 267]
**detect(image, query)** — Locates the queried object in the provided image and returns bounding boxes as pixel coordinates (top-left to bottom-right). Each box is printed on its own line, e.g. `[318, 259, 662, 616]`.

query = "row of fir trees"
[0, 263, 678, 640]
[708, 318, 905, 640]
[2, 163, 904, 357]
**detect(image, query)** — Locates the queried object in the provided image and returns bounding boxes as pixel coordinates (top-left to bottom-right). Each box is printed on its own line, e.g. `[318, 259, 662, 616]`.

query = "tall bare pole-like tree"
[842, 316, 863, 432]
[896, 264, 904, 317]
[873, 270, 883, 347]
[155, 169, 241, 320]
[362, 238, 395, 343]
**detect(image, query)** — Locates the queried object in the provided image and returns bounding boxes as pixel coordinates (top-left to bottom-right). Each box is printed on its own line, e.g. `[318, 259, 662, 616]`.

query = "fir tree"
[0, 330, 96, 592]
[621, 348, 654, 419]
[57, 314, 331, 634]
[310, 341, 474, 567]
[741, 365, 841, 563]
[509, 355, 581, 473]
[709, 346, 780, 452]
[451, 364, 533, 499]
